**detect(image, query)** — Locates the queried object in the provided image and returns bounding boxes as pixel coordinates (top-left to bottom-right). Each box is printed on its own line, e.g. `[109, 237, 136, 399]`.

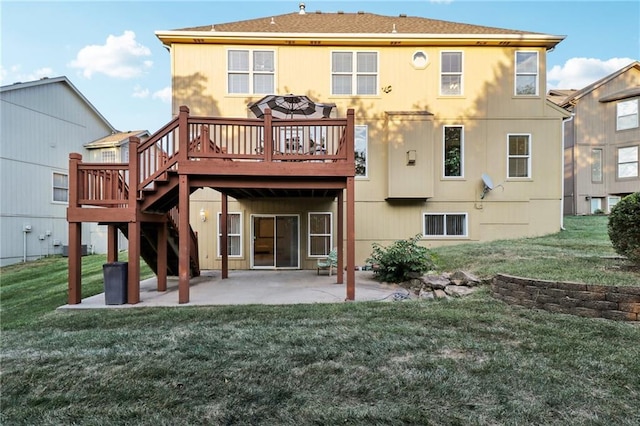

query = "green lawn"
[1, 216, 639, 425]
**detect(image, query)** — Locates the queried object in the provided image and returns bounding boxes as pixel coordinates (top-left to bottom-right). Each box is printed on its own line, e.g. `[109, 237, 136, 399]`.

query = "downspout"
[561, 113, 575, 230]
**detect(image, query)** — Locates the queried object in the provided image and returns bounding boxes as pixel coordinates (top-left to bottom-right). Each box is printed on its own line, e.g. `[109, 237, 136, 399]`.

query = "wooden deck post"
[107, 225, 118, 263]
[178, 174, 190, 303]
[346, 109, 356, 301]
[264, 109, 273, 162]
[127, 137, 140, 304]
[337, 189, 344, 285]
[157, 222, 167, 292]
[346, 176, 355, 301]
[67, 153, 82, 304]
[221, 192, 228, 279]
[127, 220, 140, 304]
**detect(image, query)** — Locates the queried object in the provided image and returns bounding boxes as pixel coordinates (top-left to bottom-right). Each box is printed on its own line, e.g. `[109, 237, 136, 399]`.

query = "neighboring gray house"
[0, 76, 140, 266]
[550, 61, 640, 215]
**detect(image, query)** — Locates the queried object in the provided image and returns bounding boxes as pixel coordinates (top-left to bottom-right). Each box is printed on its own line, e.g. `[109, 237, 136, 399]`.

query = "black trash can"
[103, 262, 128, 305]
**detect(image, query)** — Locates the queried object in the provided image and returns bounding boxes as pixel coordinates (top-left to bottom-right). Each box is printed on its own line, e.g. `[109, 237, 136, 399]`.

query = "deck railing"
[71, 105, 353, 209]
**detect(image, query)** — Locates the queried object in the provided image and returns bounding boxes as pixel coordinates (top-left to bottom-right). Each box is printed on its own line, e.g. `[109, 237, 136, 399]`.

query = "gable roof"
[558, 61, 640, 108]
[84, 130, 150, 149]
[1, 76, 117, 133]
[157, 10, 564, 48]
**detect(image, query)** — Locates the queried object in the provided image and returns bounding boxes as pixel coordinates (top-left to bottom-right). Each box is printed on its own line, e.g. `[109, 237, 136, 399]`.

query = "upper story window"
[101, 150, 117, 163]
[617, 99, 639, 131]
[508, 134, 531, 178]
[440, 51, 463, 96]
[443, 125, 464, 177]
[617, 146, 639, 179]
[355, 125, 368, 178]
[52, 172, 68, 203]
[331, 51, 378, 95]
[515, 51, 538, 96]
[227, 50, 274, 94]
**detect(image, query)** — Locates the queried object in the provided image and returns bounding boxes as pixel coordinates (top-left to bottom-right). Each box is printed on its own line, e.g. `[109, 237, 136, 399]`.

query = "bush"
[367, 234, 435, 283]
[608, 192, 640, 264]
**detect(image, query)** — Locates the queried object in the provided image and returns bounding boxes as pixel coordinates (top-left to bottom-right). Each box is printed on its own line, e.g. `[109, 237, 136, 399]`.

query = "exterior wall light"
[200, 208, 207, 222]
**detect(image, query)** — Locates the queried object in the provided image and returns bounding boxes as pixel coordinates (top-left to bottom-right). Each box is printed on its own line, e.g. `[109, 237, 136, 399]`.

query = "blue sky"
[2, 0, 638, 134]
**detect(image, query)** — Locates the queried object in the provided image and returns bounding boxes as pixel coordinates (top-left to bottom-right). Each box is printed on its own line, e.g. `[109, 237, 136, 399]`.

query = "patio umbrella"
[248, 94, 336, 119]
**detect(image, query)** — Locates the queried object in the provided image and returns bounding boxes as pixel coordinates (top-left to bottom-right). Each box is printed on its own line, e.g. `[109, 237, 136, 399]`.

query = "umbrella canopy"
[248, 94, 336, 119]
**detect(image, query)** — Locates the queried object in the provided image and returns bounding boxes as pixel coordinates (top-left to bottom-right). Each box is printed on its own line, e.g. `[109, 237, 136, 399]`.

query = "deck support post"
[107, 225, 118, 263]
[346, 176, 355, 301]
[127, 220, 140, 304]
[67, 153, 83, 304]
[178, 174, 190, 303]
[337, 190, 344, 285]
[221, 192, 228, 279]
[157, 222, 167, 292]
[68, 222, 82, 304]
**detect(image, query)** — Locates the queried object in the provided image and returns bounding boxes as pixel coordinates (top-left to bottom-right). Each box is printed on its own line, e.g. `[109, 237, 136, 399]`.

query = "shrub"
[367, 234, 435, 283]
[607, 192, 640, 264]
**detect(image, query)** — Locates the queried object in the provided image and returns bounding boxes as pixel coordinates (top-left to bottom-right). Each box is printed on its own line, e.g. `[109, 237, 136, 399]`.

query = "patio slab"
[57, 270, 407, 310]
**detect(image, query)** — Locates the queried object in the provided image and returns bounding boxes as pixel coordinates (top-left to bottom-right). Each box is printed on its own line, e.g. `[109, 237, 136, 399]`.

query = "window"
[355, 125, 368, 177]
[52, 172, 68, 203]
[508, 134, 531, 178]
[515, 51, 538, 96]
[227, 50, 274, 94]
[331, 51, 378, 95]
[423, 213, 467, 237]
[617, 99, 639, 131]
[101, 150, 117, 163]
[217, 212, 242, 257]
[443, 126, 463, 177]
[308, 212, 332, 257]
[617, 146, 639, 179]
[440, 51, 463, 96]
[591, 148, 603, 183]
[608, 196, 621, 213]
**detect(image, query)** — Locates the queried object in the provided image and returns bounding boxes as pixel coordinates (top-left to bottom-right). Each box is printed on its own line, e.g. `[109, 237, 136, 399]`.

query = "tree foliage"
[367, 234, 435, 283]
[607, 192, 640, 265]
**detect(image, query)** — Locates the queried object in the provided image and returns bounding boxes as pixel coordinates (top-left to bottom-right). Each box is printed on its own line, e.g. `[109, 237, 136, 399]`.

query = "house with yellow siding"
[155, 6, 568, 271]
[66, 5, 570, 305]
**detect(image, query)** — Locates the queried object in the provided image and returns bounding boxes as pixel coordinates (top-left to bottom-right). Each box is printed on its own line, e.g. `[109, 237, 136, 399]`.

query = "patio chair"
[317, 248, 338, 276]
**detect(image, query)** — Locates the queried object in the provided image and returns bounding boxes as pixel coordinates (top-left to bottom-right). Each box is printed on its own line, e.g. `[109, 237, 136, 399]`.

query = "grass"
[1, 216, 639, 425]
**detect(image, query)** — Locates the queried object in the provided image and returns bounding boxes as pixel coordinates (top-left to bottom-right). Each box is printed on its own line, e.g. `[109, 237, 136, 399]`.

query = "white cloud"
[152, 86, 172, 104]
[132, 85, 150, 99]
[68, 30, 152, 79]
[547, 57, 635, 90]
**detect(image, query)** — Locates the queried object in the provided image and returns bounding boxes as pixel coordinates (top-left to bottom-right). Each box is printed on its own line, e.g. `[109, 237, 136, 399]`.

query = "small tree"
[608, 192, 640, 265]
[367, 234, 435, 283]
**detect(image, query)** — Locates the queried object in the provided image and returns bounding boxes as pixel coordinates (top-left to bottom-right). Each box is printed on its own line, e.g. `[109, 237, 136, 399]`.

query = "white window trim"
[226, 48, 276, 95]
[307, 212, 333, 258]
[514, 51, 539, 96]
[507, 133, 532, 179]
[439, 51, 464, 96]
[442, 125, 464, 179]
[217, 211, 243, 257]
[423, 212, 469, 238]
[616, 99, 639, 131]
[330, 50, 379, 96]
[52, 171, 69, 204]
[617, 145, 639, 179]
[355, 124, 368, 179]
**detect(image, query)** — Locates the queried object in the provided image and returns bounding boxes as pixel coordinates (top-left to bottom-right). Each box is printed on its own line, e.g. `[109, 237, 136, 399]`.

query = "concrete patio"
[58, 270, 407, 310]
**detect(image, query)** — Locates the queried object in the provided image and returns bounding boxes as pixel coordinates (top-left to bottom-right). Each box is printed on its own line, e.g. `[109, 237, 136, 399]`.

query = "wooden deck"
[67, 106, 356, 305]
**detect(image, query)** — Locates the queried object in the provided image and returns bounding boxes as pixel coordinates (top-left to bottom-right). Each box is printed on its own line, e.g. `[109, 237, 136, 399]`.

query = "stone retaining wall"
[491, 274, 640, 321]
